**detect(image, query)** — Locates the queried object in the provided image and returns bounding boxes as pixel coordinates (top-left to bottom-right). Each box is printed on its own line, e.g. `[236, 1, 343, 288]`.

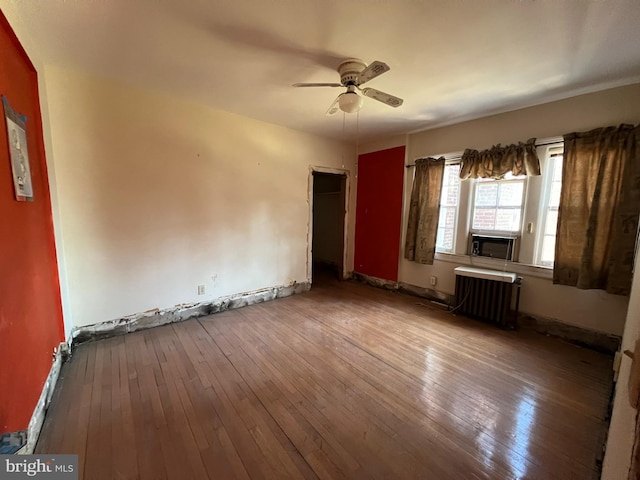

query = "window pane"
[441, 180, 459, 207]
[436, 227, 445, 248]
[440, 182, 450, 205]
[473, 208, 496, 230]
[445, 177, 459, 205]
[540, 235, 556, 264]
[549, 181, 561, 208]
[444, 232, 454, 250]
[440, 206, 455, 228]
[536, 149, 564, 266]
[552, 156, 563, 181]
[475, 183, 498, 207]
[444, 164, 461, 186]
[436, 227, 454, 251]
[498, 182, 524, 207]
[545, 209, 558, 235]
[496, 208, 521, 231]
[436, 164, 460, 253]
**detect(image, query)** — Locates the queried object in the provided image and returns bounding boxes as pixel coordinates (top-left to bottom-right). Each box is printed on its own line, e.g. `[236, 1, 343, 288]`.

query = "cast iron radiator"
[453, 267, 521, 328]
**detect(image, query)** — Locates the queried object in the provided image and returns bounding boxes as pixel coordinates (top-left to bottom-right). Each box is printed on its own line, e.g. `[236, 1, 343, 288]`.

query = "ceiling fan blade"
[326, 95, 341, 116]
[361, 87, 403, 108]
[293, 82, 342, 88]
[357, 61, 390, 85]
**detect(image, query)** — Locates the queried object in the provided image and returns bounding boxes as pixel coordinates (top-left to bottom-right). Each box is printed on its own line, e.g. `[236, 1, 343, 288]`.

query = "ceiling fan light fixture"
[338, 91, 363, 113]
[294, 59, 402, 115]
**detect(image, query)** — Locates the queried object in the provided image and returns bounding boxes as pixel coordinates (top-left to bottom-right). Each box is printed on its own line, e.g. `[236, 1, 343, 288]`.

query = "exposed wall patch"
[71, 281, 311, 345]
[22, 343, 66, 454]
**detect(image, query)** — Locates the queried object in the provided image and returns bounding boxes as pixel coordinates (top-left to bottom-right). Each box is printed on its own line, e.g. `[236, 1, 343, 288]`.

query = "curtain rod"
[405, 137, 563, 168]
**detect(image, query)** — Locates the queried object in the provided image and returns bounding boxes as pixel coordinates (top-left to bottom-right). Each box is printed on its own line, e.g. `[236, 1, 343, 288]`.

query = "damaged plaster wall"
[43, 66, 356, 328]
[72, 282, 310, 344]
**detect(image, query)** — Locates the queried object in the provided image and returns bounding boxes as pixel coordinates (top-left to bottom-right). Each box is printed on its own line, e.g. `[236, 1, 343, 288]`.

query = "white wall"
[361, 83, 640, 336]
[43, 66, 356, 328]
[602, 252, 640, 479]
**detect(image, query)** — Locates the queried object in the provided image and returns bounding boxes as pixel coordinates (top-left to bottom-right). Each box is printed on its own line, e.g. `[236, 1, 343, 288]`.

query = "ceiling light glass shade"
[338, 92, 364, 113]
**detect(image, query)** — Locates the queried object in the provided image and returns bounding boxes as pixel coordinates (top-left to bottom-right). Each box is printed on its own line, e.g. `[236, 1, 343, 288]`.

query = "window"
[431, 140, 563, 267]
[472, 175, 525, 232]
[436, 164, 461, 253]
[537, 152, 563, 266]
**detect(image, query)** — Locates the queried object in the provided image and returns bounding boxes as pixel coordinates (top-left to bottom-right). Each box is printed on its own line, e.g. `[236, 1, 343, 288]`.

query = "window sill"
[434, 252, 554, 280]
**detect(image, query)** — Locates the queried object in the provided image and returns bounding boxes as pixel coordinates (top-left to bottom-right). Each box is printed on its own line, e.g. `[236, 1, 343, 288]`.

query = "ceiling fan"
[293, 59, 404, 115]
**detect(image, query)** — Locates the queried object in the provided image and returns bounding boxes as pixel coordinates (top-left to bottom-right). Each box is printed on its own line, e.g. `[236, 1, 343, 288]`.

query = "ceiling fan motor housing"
[338, 59, 366, 86]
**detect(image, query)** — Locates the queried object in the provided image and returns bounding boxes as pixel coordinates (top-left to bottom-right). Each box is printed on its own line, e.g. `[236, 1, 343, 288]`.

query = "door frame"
[307, 166, 350, 282]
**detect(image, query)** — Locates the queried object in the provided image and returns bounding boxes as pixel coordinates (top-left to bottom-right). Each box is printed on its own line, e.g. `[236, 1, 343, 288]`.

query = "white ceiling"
[3, 0, 640, 141]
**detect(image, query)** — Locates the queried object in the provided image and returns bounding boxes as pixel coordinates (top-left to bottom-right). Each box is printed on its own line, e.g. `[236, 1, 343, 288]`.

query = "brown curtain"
[460, 138, 541, 179]
[554, 124, 640, 295]
[405, 157, 445, 264]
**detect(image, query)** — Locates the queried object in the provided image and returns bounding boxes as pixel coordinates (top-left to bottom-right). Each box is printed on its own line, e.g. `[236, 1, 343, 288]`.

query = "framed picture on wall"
[2, 96, 33, 201]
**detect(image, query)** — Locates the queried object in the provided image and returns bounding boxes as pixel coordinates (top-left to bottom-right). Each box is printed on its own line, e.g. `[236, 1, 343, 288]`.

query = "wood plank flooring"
[36, 277, 614, 479]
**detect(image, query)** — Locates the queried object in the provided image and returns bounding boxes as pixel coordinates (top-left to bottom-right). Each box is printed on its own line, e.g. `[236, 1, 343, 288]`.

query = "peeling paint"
[519, 314, 620, 354]
[71, 281, 311, 345]
[352, 272, 399, 291]
[353, 273, 451, 305]
[24, 343, 66, 454]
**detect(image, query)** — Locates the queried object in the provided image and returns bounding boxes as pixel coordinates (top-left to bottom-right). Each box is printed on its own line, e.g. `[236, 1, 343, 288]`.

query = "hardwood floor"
[36, 277, 614, 479]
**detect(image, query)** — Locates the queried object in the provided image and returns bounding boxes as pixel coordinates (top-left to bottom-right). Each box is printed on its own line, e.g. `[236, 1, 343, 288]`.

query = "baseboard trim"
[22, 342, 68, 454]
[352, 272, 398, 290]
[352, 272, 451, 305]
[71, 281, 311, 346]
[352, 272, 620, 354]
[518, 314, 620, 354]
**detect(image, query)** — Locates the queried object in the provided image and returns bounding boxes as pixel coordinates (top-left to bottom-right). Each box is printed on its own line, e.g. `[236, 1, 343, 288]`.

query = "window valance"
[459, 138, 541, 180]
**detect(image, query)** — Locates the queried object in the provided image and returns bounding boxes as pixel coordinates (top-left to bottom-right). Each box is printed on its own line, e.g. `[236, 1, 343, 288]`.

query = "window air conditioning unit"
[469, 234, 519, 261]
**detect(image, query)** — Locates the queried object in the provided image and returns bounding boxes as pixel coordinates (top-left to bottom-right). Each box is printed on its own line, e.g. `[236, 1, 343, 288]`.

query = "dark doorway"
[312, 172, 347, 283]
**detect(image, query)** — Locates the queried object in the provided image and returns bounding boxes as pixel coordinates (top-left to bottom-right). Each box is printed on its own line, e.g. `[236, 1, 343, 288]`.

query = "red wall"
[0, 11, 65, 433]
[354, 146, 406, 281]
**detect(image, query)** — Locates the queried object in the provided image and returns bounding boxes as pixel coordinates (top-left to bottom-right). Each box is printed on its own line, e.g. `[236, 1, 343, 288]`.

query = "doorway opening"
[310, 170, 348, 285]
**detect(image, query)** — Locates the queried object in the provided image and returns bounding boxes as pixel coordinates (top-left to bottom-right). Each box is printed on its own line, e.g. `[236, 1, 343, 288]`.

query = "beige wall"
[43, 66, 356, 327]
[361, 83, 640, 336]
[407, 83, 640, 160]
[358, 134, 407, 155]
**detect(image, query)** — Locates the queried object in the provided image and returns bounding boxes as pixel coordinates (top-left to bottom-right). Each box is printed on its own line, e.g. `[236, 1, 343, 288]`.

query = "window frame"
[426, 139, 564, 269]
[469, 175, 528, 236]
[435, 162, 462, 254]
[535, 146, 564, 267]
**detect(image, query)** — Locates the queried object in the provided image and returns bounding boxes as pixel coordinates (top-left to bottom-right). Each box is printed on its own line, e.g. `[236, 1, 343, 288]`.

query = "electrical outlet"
[197, 284, 205, 295]
[430, 276, 437, 286]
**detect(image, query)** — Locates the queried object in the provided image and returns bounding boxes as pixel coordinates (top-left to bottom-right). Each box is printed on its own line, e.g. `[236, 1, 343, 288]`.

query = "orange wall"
[0, 10, 64, 433]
